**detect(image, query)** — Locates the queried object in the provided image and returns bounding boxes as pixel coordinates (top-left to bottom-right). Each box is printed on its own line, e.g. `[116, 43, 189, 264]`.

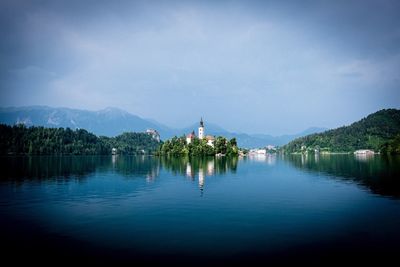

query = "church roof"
[187, 130, 195, 138]
[205, 135, 215, 140]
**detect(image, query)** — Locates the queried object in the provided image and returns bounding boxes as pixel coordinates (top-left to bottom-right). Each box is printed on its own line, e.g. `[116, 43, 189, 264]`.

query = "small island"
[158, 118, 240, 156]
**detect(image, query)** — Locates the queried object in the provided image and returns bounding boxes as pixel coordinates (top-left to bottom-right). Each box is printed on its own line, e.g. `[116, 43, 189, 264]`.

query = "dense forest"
[159, 136, 238, 156]
[283, 109, 400, 154]
[0, 124, 160, 155]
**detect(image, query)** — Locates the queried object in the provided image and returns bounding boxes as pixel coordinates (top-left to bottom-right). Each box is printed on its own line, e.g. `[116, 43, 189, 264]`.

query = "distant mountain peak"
[0, 106, 163, 137]
[99, 106, 128, 113]
[97, 107, 132, 118]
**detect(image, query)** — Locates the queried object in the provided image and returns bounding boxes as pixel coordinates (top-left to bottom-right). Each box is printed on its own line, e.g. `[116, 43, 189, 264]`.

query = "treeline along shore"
[0, 124, 160, 155]
[0, 124, 240, 156]
[1, 108, 399, 156]
[282, 109, 400, 154]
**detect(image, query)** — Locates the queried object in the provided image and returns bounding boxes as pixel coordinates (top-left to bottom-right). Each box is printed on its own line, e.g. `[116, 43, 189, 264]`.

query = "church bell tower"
[198, 117, 204, 139]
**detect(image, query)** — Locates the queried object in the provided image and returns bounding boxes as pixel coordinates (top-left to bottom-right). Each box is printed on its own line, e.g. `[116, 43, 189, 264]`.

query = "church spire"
[198, 117, 204, 139]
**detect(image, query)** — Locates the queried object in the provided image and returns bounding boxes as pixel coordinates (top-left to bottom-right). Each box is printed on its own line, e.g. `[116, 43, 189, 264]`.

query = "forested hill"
[0, 124, 161, 155]
[283, 109, 400, 154]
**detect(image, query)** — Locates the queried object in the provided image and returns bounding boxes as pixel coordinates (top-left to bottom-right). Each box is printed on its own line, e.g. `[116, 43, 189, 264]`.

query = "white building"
[146, 129, 160, 142]
[206, 135, 215, 147]
[354, 149, 374, 155]
[186, 130, 195, 144]
[249, 149, 267, 155]
[185, 118, 214, 146]
[198, 117, 204, 139]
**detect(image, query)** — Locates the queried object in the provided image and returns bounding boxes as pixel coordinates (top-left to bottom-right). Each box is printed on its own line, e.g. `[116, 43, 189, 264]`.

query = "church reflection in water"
[0, 155, 237, 194]
[161, 156, 238, 192]
[185, 160, 216, 189]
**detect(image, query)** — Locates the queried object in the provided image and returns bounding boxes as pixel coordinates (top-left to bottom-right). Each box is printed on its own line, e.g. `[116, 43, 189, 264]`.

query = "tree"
[0, 124, 161, 155]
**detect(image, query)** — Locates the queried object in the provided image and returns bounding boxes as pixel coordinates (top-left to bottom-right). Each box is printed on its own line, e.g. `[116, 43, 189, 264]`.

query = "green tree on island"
[158, 136, 238, 156]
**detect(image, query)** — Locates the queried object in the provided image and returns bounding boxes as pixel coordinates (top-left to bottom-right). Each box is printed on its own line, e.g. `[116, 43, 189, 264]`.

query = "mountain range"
[0, 106, 326, 148]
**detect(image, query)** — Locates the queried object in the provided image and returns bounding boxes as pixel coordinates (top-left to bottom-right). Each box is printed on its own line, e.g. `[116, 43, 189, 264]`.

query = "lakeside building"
[206, 135, 215, 147]
[266, 145, 276, 150]
[249, 149, 267, 155]
[198, 118, 204, 139]
[186, 131, 196, 144]
[186, 118, 215, 147]
[146, 129, 160, 142]
[354, 149, 374, 155]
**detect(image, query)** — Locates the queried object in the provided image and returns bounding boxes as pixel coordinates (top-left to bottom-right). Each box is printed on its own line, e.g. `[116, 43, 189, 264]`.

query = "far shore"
[289, 151, 380, 155]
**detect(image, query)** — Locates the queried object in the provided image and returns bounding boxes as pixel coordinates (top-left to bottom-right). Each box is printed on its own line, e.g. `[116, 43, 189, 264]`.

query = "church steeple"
[198, 117, 204, 139]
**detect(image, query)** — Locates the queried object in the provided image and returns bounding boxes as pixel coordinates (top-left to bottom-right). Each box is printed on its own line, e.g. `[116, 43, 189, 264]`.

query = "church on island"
[186, 118, 215, 147]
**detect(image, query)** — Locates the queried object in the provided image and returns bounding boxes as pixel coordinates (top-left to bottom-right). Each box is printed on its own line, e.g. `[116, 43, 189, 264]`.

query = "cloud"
[0, 0, 399, 134]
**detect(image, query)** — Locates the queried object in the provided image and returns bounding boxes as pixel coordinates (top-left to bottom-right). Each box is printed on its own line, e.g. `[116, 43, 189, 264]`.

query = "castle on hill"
[186, 118, 215, 147]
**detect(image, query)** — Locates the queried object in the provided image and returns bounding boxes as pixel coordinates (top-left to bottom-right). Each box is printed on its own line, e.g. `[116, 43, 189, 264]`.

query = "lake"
[1, 154, 400, 265]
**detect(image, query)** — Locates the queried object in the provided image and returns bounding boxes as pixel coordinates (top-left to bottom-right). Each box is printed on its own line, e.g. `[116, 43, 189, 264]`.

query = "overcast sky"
[1, 0, 399, 135]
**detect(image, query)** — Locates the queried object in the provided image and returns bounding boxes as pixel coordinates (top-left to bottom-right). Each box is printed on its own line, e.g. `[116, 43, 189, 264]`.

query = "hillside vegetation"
[283, 109, 400, 154]
[0, 124, 160, 155]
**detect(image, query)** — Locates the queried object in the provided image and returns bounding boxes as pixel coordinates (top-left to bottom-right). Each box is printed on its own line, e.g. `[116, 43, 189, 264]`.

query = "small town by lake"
[1, 154, 400, 265]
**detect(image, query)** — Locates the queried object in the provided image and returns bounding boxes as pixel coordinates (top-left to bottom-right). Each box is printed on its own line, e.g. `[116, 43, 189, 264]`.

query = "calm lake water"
[1, 154, 400, 265]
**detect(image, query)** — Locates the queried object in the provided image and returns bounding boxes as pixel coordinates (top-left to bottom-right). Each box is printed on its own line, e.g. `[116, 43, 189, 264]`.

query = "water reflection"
[248, 153, 277, 165]
[161, 156, 238, 193]
[286, 154, 400, 198]
[3, 154, 399, 199]
[0, 155, 161, 183]
[0, 156, 238, 192]
[314, 153, 320, 163]
[354, 153, 375, 162]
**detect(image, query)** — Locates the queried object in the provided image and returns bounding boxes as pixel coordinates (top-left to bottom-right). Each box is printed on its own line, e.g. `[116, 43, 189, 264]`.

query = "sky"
[0, 0, 399, 135]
